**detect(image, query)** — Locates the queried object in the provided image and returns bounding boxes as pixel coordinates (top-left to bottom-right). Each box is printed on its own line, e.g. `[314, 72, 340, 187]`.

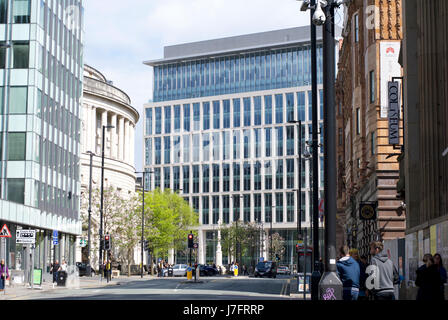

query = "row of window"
[145, 159, 324, 194]
[145, 124, 324, 165]
[186, 193, 308, 225]
[0, 0, 31, 24]
[153, 45, 323, 102]
[146, 91, 324, 135]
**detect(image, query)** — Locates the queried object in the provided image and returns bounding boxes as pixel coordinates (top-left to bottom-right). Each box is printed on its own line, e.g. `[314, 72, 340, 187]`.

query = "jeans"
[373, 291, 395, 300]
[343, 287, 359, 301]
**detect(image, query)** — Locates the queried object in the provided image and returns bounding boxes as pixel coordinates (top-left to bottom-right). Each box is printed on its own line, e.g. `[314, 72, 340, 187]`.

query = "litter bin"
[57, 271, 67, 286]
[168, 267, 173, 277]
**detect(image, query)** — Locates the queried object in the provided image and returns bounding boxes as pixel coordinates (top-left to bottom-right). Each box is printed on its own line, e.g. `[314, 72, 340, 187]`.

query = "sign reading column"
[388, 81, 400, 145]
[380, 42, 401, 118]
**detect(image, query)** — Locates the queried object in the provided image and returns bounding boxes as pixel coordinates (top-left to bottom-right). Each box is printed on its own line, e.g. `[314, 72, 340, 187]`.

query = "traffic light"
[104, 234, 111, 251]
[188, 233, 194, 248]
[144, 240, 150, 251]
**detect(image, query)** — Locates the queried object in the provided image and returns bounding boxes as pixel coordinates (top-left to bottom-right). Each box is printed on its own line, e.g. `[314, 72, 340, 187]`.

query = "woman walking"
[433, 253, 447, 300]
[0, 259, 9, 291]
[416, 254, 443, 300]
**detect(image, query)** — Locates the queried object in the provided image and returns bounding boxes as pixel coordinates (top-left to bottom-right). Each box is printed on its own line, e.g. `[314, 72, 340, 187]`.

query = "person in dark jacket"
[336, 245, 360, 300]
[433, 253, 447, 300]
[416, 254, 443, 300]
[51, 260, 60, 284]
[367, 241, 399, 300]
[0, 259, 9, 291]
[357, 255, 368, 300]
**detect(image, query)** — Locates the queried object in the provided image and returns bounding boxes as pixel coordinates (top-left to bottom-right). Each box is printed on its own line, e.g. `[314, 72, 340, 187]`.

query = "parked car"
[277, 266, 290, 275]
[76, 262, 96, 277]
[170, 264, 189, 276]
[198, 264, 219, 276]
[254, 261, 277, 278]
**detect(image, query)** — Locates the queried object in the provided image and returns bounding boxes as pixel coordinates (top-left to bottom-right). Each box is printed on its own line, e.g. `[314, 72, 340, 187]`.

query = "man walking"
[367, 241, 400, 300]
[336, 245, 361, 300]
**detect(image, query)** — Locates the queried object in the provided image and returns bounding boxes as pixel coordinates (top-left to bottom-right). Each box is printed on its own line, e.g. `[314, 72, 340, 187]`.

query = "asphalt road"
[27, 275, 294, 300]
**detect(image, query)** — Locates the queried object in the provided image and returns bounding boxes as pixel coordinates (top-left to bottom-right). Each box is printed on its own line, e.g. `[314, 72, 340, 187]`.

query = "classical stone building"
[335, 0, 405, 257]
[77, 65, 139, 266]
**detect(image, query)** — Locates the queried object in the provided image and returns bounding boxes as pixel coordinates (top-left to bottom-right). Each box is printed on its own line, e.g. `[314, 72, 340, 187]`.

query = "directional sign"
[16, 230, 36, 244]
[0, 224, 12, 238]
[52, 230, 59, 245]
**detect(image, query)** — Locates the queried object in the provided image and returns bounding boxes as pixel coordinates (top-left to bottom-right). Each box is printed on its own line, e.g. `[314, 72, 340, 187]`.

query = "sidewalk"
[0, 274, 156, 300]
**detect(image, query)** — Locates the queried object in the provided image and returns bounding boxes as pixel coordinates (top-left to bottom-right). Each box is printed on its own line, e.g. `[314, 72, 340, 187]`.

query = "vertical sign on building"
[380, 42, 401, 118]
[388, 81, 400, 145]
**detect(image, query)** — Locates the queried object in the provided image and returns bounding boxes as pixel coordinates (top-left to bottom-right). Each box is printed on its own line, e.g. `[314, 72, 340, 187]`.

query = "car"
[277, 266, 290, 275]
[254, 261, 277, 278]
[198, 264, 218, 276]
[76, 262, 96, 277]
[171, 264, 189, 276]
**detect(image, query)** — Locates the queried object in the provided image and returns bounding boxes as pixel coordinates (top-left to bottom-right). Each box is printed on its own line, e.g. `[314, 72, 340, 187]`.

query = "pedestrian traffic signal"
[104, 234, 111, 251]
[144, 240, 150, 251]
[188, 233, 194, 248]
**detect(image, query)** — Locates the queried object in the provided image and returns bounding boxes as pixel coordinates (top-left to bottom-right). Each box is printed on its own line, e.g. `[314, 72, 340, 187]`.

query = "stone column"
[130, 123, 135, 166]
[124, 119, 130, 163]
[111, 114, 117, 159]
[118, 116, 124, 161]
[168, 248, 175, 265]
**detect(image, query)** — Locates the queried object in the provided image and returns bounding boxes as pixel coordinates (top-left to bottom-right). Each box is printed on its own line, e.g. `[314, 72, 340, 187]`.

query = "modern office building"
[78, 65, 139, 265]
[143, 26, 336, 267]
[0, 0, 84, 275]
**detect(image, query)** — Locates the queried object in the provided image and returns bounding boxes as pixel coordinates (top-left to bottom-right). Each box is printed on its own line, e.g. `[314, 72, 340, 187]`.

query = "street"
[8, 274, 297, 300]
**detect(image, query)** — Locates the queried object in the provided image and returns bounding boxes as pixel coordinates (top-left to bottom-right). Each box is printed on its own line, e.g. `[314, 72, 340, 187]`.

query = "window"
[370, 70, 375, 103]
[213, 164, 220, 192]
[243, 97, 251, 126]
[276, 193, 283, 223]
[244, 162, 251, 191]
[9, 86, 27, 114]
[8, 132, 26, 160]
[233, 163, 240, 191]
[276, 127, 283, 156]
[13, 42, 29, 69]
[0, 42, 6, 69]
[354, 14, 359, 43]
[202, 165, 209, 193]
[0, 0, 7, 24]
[183, 135, 190, 162]
[371, 131, 376, 155]
[145, 108, 153, 135]
[174, 105, 181, 132]
[254, 161, 261, 190]
[286, 126, 294, 155]
[264, 95, 272, 125]
[7, 178, 25, 204]
[223, 100, 230, 128]
[264, 161, 272, 190]
[183, 104, 190, 132]
[193, 103, 200, 131]
[223, 164, 230, 192]
[193, 134, 200, 162]
[276, 159, 283, 190]
[339, 128, 343, 146]
[213, 101, 220, 129]
[265, 193, 272, 223]
[233, 98, 240, 127]
[183, 166, 190, 193]
[286, 93, 294, 122]
[13, 0, 30, 23]
[202, 196, 209, 225]
[202, 133, 210, 161]
[155, 108, 162, 134]
[164, 136, 170, 164]
[243, 130, 250, 159]
[164, 106, 171, 134]
[244, 194, 251, 222]
[164, 167, 170, 190]
[265, 128, 271, 157]
[275, 94, 283, 124]
[223, 195, 230, 224]
[202, 102, 210, 130]
[254, 96, 262, 125]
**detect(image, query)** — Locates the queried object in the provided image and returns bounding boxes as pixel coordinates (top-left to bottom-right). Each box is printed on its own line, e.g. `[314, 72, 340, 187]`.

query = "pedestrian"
[367, 241, 400, 300]
[416, 254, 443, 300]
[60, 260, 68, 272]
[51, 260, 60, 284]
[0, 259, 9, 291]
[336, 245, 360, 300]
[433, 253, 447, 300]
[243, 264, 247, 276]
[357, 255, 369, 300]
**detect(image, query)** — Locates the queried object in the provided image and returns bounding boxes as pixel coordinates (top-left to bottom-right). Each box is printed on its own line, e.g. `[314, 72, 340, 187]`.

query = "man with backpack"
[366, 241, 400, 300]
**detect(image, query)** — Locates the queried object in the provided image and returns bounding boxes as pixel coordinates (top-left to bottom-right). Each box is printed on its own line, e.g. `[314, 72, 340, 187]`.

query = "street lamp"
[86, 151, 95, 277]
[231, 195, 243, 265]
[270, 205, 275, 261]
[99, 125, 114, 281]
[136, 170, 154, 278]
[318, 0, 343, 299]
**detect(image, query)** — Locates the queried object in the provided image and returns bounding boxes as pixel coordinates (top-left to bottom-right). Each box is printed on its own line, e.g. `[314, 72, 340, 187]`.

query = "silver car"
[171, 264, 189, 276]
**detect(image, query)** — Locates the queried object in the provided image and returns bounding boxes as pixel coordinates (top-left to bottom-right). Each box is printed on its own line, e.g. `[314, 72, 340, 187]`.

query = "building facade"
[399, 0, 448, 299]
[78, 65, 139, 265]
[335, 0, 405, 257]
[0, 0, 84, 274]
[144, 26, 332, 268]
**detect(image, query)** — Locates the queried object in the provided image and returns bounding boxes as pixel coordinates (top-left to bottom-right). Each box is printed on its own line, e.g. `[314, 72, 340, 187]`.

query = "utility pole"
[318, 0, 343, 300]
[310, 0, 322, 301]
[87, 151, 95, 277]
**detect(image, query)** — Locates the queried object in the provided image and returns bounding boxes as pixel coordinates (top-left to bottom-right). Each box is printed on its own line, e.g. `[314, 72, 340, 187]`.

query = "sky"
[83, 0, 346, 172]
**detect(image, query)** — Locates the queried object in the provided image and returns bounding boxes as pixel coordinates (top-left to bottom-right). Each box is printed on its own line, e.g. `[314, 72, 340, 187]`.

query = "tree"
[267, 232, 286, 261]
[143, 189, 199, 267]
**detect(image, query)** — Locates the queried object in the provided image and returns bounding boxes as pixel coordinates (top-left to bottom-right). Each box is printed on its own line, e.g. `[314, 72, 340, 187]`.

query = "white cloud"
[84, 0, 314, 171]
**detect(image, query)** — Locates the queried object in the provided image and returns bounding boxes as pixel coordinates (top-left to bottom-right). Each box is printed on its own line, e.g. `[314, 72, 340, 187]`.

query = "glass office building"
[144, 27, 330, 267]
[0, 0, 84, 273]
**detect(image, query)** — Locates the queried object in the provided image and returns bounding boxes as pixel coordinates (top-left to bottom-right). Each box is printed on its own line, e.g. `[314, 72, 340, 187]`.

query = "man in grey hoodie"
[367, 241, 400, 300]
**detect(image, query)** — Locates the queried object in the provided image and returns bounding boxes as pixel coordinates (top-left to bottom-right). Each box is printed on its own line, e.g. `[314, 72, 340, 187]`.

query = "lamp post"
[136, 170, 154, 278]
[86, 151, 95, 277]
[99, 125, 114, 281]
[270, 205, 275, 261]
[318, 0, 343, 300]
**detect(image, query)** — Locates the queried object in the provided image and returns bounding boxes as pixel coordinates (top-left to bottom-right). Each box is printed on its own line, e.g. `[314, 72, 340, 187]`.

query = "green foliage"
[143, 189, 199, 257]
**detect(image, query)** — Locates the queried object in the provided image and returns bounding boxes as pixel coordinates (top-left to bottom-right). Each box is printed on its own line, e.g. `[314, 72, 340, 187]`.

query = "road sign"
[52, 230, 58, 245]
[79, 239, 87, 247]
[0, 224, 12, 238]
[16, 230, 36, 244]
